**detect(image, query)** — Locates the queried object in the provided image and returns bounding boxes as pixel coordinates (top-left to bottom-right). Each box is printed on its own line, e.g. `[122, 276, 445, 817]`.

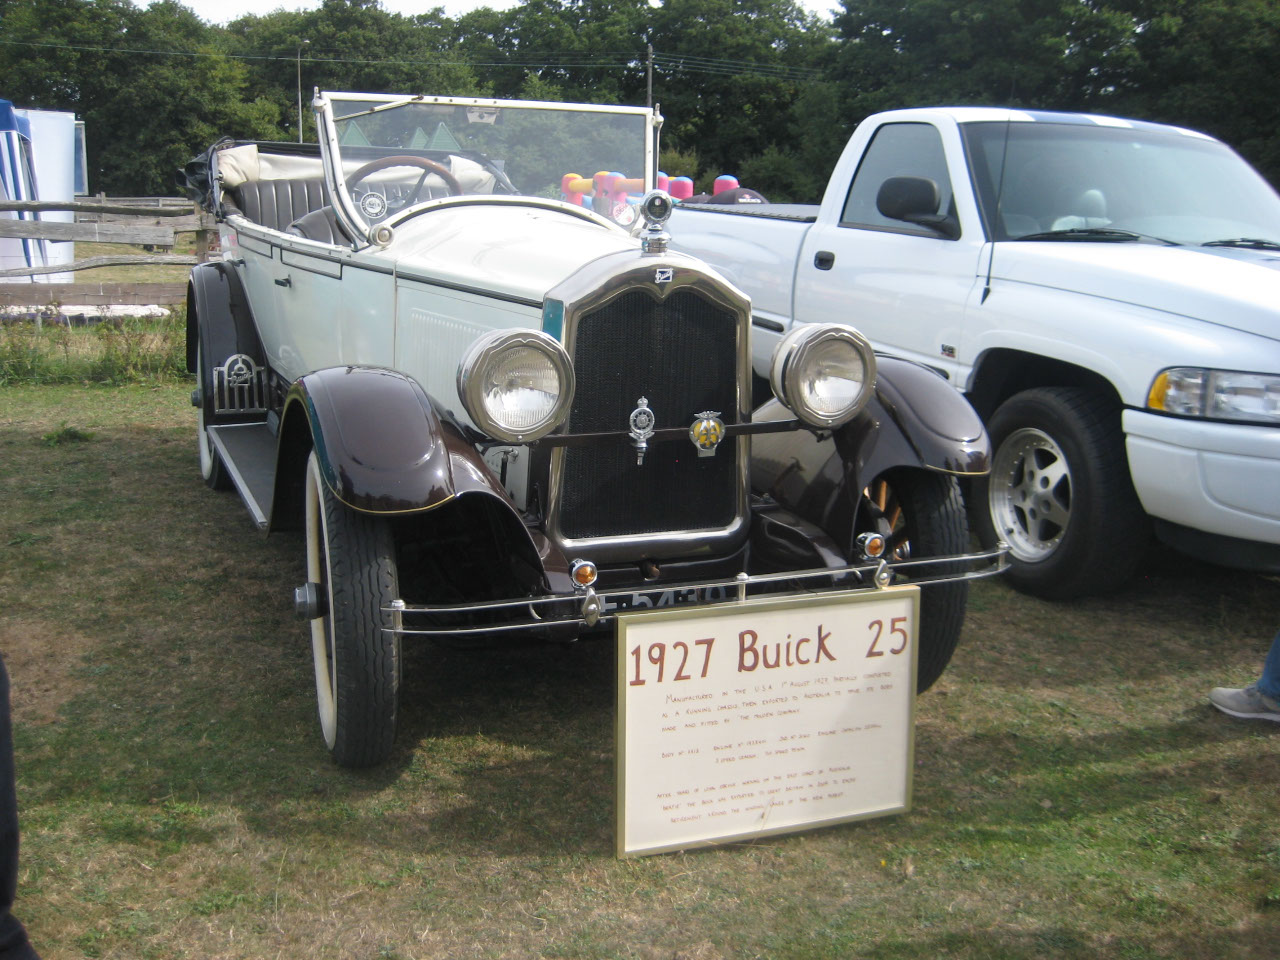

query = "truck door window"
[840, 123, 954, 233]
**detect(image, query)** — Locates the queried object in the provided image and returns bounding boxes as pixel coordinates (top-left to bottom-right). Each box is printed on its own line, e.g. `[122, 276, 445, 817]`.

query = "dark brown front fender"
[290, 366, 461, 514]
[751, 356, 990, 533]
[269, 364, 570, 595]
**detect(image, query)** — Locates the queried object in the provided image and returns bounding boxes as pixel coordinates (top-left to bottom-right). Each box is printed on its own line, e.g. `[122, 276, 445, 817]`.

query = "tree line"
[2, 0, 1278, 201]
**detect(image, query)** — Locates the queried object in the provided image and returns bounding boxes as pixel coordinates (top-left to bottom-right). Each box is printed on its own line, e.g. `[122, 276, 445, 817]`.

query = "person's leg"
[1257, 629, 1280, 701]
[0, 656, 38, 960]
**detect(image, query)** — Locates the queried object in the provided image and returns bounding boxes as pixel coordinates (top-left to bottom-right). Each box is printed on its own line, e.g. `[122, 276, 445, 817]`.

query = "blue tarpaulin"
[0, 96, 48, 277]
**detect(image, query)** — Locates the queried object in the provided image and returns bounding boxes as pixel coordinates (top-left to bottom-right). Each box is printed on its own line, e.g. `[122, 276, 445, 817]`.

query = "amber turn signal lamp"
[855, 532, 887, 561]
[570, 559, 598, 587]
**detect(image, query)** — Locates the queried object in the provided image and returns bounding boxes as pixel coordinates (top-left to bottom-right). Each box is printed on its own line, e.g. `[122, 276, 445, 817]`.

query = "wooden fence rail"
[0, 197, 215, 309]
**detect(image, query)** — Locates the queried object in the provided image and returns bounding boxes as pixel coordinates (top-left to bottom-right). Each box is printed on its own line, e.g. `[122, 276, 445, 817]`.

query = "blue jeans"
[1259, 629, 1280, 701]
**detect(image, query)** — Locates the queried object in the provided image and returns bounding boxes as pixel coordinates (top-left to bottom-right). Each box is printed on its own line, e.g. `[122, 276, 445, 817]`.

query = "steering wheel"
[344, 155, 463, 220]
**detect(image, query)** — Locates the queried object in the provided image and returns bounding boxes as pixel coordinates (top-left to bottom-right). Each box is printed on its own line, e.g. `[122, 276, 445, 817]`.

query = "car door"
[794, 120, 988, 383]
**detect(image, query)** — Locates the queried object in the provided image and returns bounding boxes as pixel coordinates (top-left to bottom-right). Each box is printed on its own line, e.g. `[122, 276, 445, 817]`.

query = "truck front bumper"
[1124, 409, 1280, 550]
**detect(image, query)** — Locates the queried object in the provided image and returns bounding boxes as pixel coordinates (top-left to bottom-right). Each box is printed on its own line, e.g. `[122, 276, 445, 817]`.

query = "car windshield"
[961, 120, 1280, 246]
[322, 93, 655, 231]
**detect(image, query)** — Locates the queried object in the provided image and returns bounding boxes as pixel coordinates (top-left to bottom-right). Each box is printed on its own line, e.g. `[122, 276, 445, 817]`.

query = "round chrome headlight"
[770, 323, 877, 428]
[457, 329, 575, 443]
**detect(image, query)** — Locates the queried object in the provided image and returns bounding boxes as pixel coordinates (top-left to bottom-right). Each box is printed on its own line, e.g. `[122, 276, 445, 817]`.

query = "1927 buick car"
[181, 91, 1000, 768]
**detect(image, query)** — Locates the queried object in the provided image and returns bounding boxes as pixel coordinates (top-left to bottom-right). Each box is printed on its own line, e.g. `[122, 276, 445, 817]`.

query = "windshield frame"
[314, 91, 662, 248]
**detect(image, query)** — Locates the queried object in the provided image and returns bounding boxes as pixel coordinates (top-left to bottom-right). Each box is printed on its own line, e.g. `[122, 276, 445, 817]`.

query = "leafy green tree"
[649, 0, 834, 183]
[453, 0, 650, 104]
[830, 0, 1280, 186]
[450, 0, 834, 190]
[831, 0, 1136, 118]
[221, 0, 481, 141]
[737, 81, 849, 201]
[1100, 0, 1280, 185]
[0, 0, 280, 194]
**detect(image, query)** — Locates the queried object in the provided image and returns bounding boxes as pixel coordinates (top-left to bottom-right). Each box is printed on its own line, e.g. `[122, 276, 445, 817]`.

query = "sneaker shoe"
[1209, 683, 1280, 723]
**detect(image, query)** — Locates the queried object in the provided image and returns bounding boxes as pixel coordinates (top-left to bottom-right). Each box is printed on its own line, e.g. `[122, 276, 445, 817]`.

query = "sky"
[165, 0, 838, 25]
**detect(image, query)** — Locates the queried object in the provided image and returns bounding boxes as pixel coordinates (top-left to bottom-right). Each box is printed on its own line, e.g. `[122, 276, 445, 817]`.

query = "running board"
[207, 422, 277, 531]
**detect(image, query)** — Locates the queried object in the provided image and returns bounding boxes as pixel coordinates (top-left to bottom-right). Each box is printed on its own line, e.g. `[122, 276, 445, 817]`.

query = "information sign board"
[616, 586, 919, 857]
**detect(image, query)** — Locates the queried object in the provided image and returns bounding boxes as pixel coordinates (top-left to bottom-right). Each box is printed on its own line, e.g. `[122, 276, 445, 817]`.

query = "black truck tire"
[973, 386, 1148, 600]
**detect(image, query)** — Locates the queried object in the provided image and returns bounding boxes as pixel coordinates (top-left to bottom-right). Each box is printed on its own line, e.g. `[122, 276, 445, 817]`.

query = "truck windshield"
[323, 94, 653, 230]
[961, 120, 1280, 246]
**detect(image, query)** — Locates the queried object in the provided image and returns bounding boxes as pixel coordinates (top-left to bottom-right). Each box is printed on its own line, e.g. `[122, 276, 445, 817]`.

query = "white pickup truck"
[671, 106, 1280, 599]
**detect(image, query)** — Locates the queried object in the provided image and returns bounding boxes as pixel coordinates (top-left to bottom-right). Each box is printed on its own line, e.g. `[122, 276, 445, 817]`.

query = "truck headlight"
[457, 329, 575, 442]
[770, 323, 877, 428]
[1148, 367, 1280, 425]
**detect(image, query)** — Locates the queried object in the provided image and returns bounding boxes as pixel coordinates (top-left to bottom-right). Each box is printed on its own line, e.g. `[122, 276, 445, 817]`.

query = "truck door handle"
[274, 276, 292, 288]
[814, 251, 835, 270]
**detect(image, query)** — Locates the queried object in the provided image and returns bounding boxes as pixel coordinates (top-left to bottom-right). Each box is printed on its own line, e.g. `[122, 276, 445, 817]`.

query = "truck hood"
[376, 202, 637, 303]
[992, 242, 1280, 340]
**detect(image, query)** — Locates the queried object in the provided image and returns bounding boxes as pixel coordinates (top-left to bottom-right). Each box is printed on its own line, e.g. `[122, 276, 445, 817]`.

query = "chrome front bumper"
[382, 546, 1008, 638]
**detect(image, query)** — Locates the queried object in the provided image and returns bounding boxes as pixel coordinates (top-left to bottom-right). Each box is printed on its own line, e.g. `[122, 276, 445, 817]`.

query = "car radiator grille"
[559, 289, 741, 540]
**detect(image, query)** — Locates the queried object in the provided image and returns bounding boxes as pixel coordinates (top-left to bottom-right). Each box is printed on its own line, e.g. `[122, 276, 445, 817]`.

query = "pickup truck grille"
[559, 289, 740, 540]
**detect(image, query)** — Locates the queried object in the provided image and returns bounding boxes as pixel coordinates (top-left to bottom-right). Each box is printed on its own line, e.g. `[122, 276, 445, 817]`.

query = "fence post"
[196, 228, 216, 263]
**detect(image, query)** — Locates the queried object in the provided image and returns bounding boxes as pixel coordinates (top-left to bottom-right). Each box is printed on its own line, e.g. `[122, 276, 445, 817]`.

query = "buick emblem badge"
[223, 353, 257, 387]
[655, 267, 673, 284]
[689, 411, 725, 457]
[629, 397, 655, 465]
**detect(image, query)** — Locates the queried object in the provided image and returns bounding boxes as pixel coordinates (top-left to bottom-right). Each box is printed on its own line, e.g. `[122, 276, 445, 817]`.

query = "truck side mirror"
[876, 176, 960, 239]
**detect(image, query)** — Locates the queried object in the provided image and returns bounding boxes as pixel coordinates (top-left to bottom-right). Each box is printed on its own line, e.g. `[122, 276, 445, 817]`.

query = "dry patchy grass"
[1, 384, 1278, 959]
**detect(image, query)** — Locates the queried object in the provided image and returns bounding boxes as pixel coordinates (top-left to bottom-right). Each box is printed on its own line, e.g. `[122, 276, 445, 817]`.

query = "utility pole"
[297, 39, 310, 143]
[647, 44, 653, 109]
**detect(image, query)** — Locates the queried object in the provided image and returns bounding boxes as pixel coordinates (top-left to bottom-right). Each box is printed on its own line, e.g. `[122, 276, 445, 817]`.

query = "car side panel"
[223, 221, 397, 383]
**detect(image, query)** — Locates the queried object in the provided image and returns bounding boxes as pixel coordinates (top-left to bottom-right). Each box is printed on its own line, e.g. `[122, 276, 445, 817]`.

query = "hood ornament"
[629, 397, 655, 465]
[638, 191, 673, 256]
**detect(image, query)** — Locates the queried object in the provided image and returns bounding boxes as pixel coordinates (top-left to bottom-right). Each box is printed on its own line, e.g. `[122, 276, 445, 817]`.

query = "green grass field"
[1, 384, 1278, 959]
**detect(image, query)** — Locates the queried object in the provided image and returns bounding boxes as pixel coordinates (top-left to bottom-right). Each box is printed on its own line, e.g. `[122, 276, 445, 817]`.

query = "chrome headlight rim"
[457, 329, 575, 443]
[770, 323, 878, 429]
[1148, 366, 1280, 426]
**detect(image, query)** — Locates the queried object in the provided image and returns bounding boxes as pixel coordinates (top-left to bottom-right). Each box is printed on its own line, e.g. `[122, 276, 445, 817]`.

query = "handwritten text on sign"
[616, 586, 919, 857]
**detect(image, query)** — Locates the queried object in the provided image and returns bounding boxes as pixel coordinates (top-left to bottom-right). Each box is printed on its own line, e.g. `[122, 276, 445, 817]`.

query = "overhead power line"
[0, 38, 824, 84]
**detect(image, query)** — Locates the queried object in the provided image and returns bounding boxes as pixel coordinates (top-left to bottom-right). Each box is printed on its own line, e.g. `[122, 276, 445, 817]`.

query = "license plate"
[603, 585, 733, 614]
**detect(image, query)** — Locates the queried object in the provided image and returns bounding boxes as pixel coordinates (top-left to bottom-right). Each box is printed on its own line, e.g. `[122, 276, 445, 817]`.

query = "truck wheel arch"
[966, 349, 1121, 421]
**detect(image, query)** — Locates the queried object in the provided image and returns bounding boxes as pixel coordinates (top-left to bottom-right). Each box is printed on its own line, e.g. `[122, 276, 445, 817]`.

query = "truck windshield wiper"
[1015, 228, 1180, 245]
[1202, 237, 1280, 251]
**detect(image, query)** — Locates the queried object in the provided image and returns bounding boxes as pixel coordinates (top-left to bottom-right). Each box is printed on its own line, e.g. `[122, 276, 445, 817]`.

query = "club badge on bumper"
[689, 412, 725, 457]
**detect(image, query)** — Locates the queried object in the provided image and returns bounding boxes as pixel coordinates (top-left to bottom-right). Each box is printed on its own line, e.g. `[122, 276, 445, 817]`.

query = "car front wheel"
[974, 386, 1148, 600]
[304, 451, 401, 768]
[858, 470, 969, 693]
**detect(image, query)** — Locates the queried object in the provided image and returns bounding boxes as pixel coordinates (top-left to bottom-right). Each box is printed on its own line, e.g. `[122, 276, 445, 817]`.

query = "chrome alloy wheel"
[988, 426, 1072, 562]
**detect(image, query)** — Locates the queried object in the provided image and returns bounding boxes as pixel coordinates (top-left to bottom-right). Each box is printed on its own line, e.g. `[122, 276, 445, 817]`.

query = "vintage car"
[181, 91, 1000, 768]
